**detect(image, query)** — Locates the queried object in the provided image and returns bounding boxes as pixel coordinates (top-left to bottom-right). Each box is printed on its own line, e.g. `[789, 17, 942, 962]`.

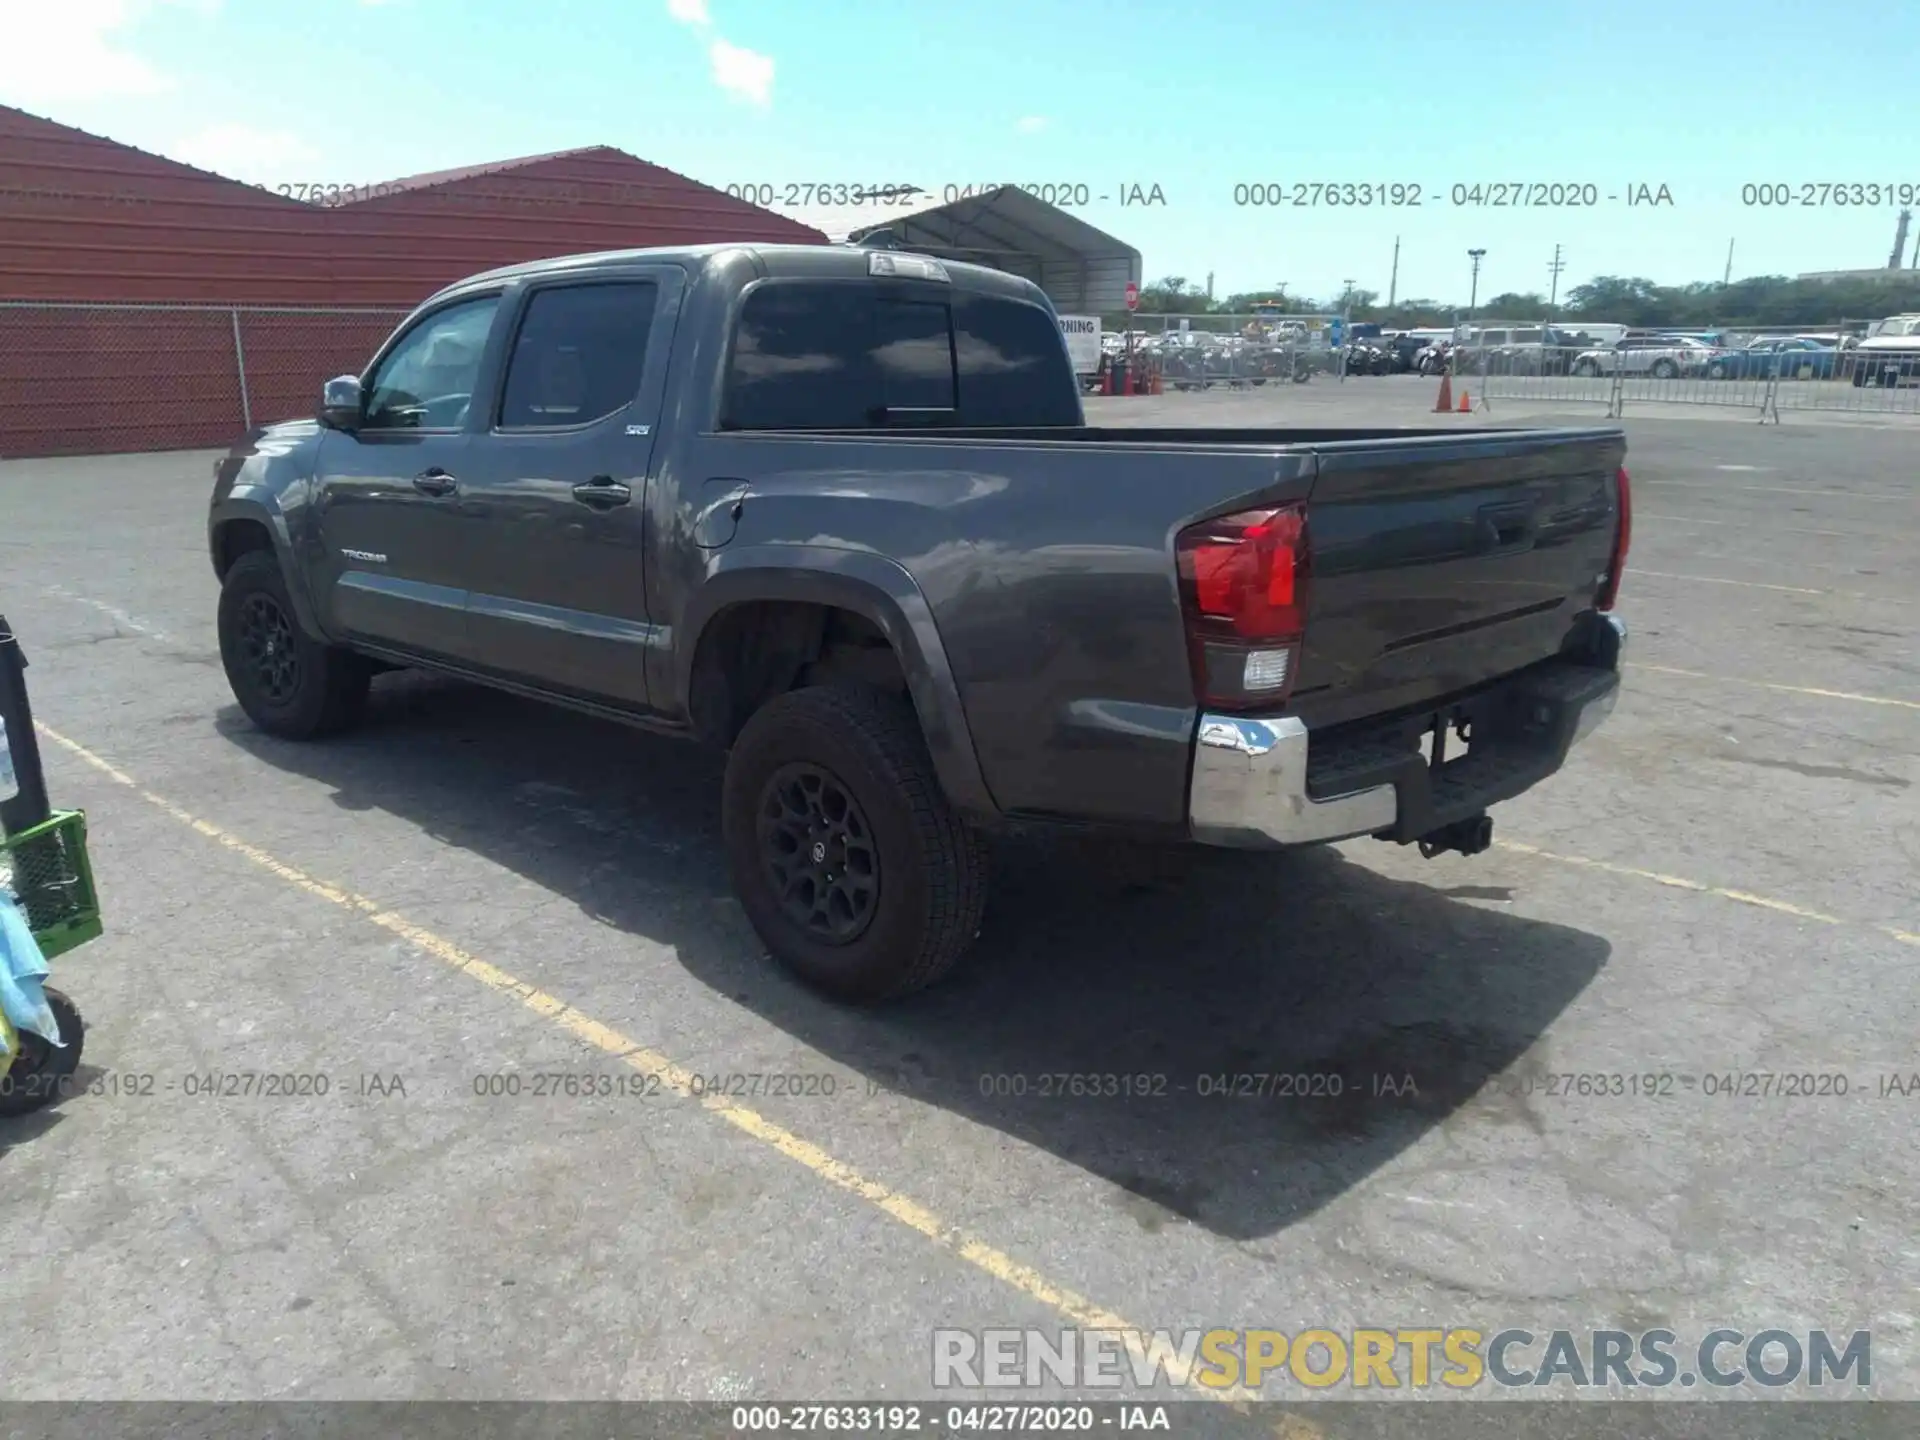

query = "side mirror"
[320, 375, 364, 432]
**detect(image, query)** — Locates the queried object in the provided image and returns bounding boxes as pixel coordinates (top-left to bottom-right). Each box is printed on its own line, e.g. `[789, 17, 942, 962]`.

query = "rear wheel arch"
[688, 598, 909, 748]
[677, 560, 997, 822]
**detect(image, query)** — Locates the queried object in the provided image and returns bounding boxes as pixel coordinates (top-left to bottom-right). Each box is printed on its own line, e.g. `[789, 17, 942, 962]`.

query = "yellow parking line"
[1637, 512, 1875, 539]
[1626, 568, 1832, 596]
[32, 720, 1270, 1409]
[1493, 840, 1916, 949]
[1629, 662, 1920, 711]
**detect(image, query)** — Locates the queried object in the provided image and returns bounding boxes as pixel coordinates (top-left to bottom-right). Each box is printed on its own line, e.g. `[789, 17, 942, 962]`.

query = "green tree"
[1116, 269, 1920, 333]
[1481, 291, 1548, 317]
[1132, 276, 1214, 315]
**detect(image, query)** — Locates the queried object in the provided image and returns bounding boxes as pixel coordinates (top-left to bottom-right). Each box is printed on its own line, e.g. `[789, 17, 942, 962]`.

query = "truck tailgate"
[1292, 429, 1626, 729]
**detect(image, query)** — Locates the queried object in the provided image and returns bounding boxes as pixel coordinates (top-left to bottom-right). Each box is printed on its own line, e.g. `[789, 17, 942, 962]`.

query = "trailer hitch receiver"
[1417, 814, 1493, 859]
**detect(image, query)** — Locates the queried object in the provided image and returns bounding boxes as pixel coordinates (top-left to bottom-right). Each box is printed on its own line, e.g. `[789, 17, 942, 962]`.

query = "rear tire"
[1650, 359, 1678, 379]
[218, 550, 370, 739]
[0, 988, 84, 1118]
[722, 685, 988, 1002]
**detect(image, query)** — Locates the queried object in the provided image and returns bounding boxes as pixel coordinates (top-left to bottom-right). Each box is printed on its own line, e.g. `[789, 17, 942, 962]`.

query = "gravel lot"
[1, 384, 1915, 1411]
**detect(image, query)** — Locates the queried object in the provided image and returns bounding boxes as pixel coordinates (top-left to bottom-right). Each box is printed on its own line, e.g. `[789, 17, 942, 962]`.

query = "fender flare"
[208, 493, 328, 644]
[676, 545, 999, 822]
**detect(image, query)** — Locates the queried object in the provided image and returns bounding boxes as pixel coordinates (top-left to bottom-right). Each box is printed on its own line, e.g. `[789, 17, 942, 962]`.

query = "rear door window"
[498, 281, 659, 429]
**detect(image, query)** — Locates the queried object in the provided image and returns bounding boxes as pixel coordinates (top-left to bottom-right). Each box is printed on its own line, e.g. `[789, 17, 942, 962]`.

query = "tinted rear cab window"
[723, 280, 1078, 429]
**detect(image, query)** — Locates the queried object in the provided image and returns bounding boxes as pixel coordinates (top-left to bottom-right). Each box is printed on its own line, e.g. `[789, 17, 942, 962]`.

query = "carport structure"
[789, 186, 1141, 313]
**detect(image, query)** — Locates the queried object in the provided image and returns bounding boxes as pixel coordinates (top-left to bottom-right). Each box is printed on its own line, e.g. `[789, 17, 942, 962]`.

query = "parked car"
[208, 242, 1630, 1002]
[1571, 335, 1720, 379]
[1850, 314, 1920, 387]
[1706, 337, 1837, 381]
[1386, 332, 1429, 372]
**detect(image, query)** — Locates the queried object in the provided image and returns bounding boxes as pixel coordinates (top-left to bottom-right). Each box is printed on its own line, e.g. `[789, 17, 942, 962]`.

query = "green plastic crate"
[1, 811, 101, 960]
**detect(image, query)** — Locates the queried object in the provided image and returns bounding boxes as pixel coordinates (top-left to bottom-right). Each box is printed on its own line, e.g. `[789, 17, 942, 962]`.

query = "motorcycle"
[1344, 342, 1391, 376]
[1416, 341, 1454, 376]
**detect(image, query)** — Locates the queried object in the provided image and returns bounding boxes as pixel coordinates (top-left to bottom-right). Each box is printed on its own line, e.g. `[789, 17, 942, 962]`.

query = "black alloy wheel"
[238, 592, 301, 705]
[755, 762, 880, 944]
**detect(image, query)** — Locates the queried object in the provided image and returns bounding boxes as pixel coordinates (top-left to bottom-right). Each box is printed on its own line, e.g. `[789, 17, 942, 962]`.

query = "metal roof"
[0, 109, 825, 304]
[781, 186, 1141, 314]
[331, 146, 615, 197]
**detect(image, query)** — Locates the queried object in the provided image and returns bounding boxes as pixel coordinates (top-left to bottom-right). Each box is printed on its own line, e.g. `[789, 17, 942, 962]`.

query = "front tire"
[218, 550, 370, 739]
[723, 686, 988, 1002]
[0, 987, 84, 1118]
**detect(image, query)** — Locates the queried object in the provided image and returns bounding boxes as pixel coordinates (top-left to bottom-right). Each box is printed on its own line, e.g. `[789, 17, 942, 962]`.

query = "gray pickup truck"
[209, 243, 1630, 1000]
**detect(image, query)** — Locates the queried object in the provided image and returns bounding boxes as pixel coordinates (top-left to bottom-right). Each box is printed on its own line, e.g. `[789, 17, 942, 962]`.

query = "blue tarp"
[0, 894, 61, 1047]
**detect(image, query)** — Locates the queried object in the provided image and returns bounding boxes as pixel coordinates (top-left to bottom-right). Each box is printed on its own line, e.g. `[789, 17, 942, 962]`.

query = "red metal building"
[0, 104, 826, 455]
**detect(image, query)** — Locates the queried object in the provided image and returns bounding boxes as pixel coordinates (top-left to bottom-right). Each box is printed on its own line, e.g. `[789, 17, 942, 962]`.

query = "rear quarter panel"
[669, 433, 1314, 829]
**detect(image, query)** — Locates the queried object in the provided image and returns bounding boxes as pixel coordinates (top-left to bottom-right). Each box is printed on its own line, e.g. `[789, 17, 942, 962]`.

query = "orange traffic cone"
[1457, 389, 1471, 413]
[1432, 372, 1453, 412]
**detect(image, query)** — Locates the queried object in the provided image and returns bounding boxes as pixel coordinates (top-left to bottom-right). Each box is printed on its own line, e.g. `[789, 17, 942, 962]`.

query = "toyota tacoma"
[210, 243, 1630, 1001]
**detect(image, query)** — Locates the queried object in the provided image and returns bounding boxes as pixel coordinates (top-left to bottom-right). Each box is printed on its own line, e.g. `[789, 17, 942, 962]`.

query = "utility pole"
[1387, 237, 1401, 308]
[1723, 237, 1735, 286]
[1467, 248, 1487, 321]
[1341, 278, 1356, 314]
[1546, 243, 1566, 318]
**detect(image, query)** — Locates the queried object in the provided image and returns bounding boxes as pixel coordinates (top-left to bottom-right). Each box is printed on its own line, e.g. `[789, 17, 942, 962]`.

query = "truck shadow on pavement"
[220, 673, 1610, 1243]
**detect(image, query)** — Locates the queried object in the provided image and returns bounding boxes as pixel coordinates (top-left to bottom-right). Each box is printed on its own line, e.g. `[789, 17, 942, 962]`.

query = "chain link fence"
[1463, 327, 1920, 422]
[0, 302, 410, 458]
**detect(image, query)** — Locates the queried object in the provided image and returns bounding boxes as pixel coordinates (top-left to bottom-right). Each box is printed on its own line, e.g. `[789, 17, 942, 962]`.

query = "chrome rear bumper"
[1189, 615, 1625, 848]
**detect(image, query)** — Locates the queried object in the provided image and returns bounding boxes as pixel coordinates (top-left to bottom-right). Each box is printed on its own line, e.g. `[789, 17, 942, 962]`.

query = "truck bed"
[706, 424, 1627, 828]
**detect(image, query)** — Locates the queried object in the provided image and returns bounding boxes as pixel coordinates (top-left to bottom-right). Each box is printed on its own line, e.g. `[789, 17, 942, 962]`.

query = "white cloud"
[666, 1, 772, 108]
[168, 123, 322, 184]
[708, 37, 773, 108]
[0, 0, 220, 104]
[1015, 115, 1049, 134]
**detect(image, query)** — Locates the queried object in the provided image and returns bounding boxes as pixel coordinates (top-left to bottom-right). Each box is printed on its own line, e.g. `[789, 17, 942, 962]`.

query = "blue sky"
[3, 0, 1914, 303]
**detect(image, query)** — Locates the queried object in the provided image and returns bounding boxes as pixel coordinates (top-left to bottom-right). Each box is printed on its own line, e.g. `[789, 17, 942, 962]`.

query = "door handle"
[572, 476, 632, 509]
[411, 469, 457, 497]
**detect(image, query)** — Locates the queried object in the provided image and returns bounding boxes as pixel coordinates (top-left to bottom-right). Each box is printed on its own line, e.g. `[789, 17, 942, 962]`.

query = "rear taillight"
[1597, 465, 1631, 610]
[1175, 503, 1310, 709]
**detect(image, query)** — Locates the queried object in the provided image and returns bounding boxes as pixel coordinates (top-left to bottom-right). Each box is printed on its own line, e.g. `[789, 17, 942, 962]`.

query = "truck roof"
[426, 242, 1050, 309]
